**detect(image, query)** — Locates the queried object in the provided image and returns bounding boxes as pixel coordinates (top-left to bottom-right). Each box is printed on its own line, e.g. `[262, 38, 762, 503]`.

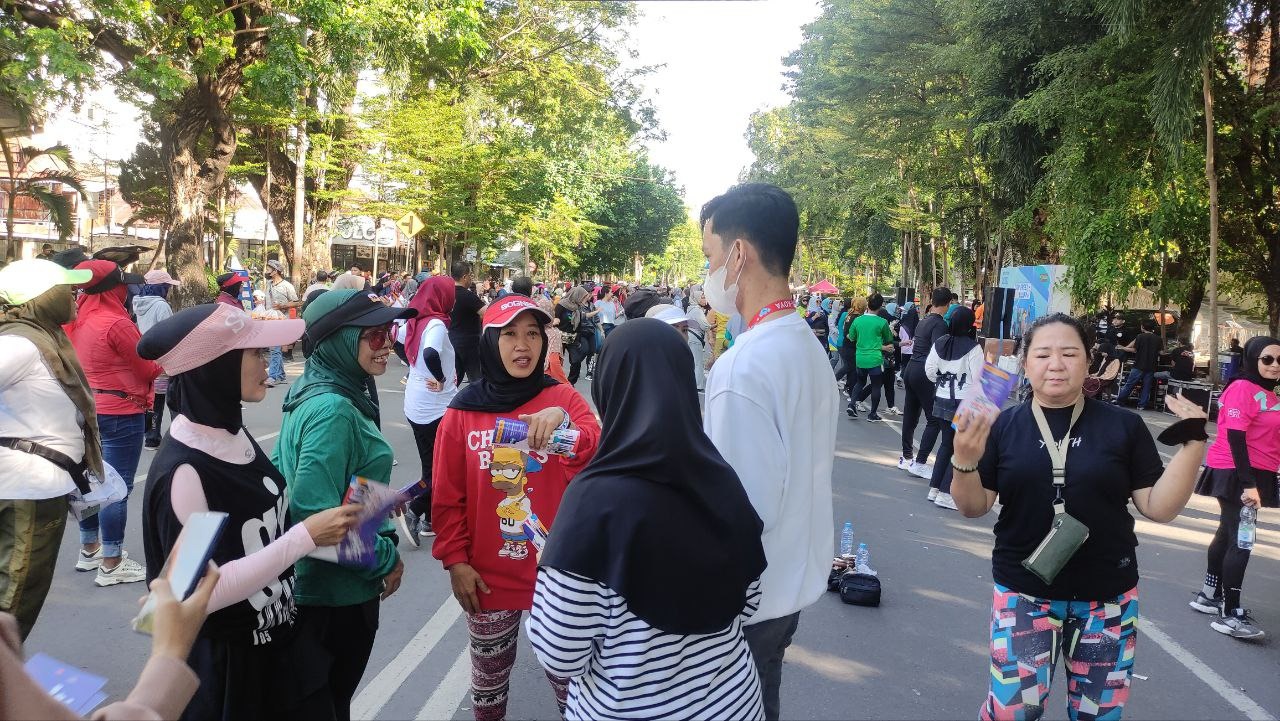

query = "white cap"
[647, 303, 688, 326]
[0, 259, 92, 306]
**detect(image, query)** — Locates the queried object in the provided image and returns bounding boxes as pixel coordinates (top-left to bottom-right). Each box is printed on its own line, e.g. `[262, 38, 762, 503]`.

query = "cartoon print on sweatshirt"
[490, 446, 547, 561]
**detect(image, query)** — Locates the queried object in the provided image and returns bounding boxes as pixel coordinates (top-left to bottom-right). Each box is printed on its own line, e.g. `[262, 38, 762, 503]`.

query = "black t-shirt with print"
[449, 286, 484, 342]
[978, 399, 1164, 601]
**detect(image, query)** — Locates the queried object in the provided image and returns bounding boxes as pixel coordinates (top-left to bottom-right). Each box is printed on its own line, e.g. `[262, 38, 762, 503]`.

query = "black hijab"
[901, 304, 920, 337]
[935, 306, 979, 361]
[166, 348, 245, 434]
[539, 319, 766, 635]
[449, 307, 559, 412]
[1236, 335, 1280, 392]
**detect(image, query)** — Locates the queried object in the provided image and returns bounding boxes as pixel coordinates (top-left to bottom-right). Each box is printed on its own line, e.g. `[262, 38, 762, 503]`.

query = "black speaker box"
[982, 286, 1016, 338]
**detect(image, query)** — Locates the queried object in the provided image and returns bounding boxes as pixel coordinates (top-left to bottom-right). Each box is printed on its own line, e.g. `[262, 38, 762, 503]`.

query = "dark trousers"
[0, 497, 66, 640]
[407, 418, 441, 518]
[849, 365, 882, 414]
[296, 600, 380, 721]
[744, 612, 800, 721]
[930, 422, 957, 492]
[1207, 495, 1251, 612]
[880, 362, 896, 407]
[453, 339, 482, 384]
[901, 362, 940, 463]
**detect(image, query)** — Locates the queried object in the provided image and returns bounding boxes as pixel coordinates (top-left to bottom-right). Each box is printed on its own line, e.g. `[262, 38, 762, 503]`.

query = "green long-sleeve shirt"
[272, 393, 399, 607]
[847, 312, 894, 369]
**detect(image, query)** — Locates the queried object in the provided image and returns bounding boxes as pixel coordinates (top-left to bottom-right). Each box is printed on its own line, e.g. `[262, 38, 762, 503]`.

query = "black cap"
[92, 245, 150, 265]
[301, 290, 417, 357]
[51, 246, 91, 269]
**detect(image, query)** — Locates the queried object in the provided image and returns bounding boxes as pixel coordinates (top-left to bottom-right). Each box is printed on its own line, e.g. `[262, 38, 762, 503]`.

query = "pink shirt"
[1206, 379, 1280, 472]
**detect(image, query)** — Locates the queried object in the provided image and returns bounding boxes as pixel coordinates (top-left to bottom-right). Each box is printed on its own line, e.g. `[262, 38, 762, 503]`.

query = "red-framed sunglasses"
[360, 324, 394, 350]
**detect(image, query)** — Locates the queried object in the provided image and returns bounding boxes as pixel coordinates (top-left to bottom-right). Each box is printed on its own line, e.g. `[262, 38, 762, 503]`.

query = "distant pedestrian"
[845, 292, 894, 422]
[66, 259, 160, 588]
[700, 183, 836, 721]
[528, 319, 767, 721]
[899, 288, 951, 479]
[262, 260, 300, 386]
[1113, 319, 1161, 410]
[450, 262, 486, 385]
[685, 287, 710, 391]
[134, 270, 182, 449]
[924, 306, 983, 511]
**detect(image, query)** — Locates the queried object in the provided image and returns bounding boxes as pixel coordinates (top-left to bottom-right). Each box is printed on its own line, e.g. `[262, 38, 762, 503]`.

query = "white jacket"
[132, 295, 173, 335]
[0, 336, 84, 499]
[925, 342, 985, 402]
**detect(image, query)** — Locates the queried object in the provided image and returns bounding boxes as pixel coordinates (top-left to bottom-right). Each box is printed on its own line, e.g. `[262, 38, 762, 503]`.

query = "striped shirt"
[526, 568, 764, 721]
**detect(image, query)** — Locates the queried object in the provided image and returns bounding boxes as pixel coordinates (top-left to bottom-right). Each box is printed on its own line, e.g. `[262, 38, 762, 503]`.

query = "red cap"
[75, 259, 145, 293]
[482, 295, 552, 332]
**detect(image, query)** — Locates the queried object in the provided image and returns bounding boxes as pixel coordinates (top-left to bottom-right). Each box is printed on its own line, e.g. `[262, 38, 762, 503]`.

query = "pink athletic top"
[1206, 379, 1280, 472]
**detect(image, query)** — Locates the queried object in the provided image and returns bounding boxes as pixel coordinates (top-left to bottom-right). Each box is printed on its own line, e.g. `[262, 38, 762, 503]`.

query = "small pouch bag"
[1020, 397, 1089, 586]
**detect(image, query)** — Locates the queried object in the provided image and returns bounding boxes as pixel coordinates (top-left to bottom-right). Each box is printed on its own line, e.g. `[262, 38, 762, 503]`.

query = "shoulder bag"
[1020, 396, 1091, 585]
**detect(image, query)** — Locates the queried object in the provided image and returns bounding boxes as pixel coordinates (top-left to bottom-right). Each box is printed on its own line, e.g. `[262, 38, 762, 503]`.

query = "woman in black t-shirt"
[948, 313, 1207, 721]
[137, 304, 361, 719]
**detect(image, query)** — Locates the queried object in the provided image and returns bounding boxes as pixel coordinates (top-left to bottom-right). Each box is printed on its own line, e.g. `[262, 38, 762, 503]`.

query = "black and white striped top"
[526, 567, 764, 721]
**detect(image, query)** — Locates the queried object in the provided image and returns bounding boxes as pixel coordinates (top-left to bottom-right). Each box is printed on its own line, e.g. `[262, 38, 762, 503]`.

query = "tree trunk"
[1203, 63, 1221, 384]
[1177, 280, 1205, 342]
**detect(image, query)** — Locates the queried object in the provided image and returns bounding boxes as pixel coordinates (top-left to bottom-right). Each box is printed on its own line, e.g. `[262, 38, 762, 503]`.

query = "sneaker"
[1211, 609, 1265, 640]
[264, 378, 278, 388]
[866, 413, 883, 422]
[75, 546, 104, 572]
[846, 408, 858, 419]
[927, 488, 939, 502]
[934, 492, 959, 510]
[898, 456, 911, 471]
[887, 406, 903, 416]
[94, 555, 146, 587]
[1189, 591, 1223, 615]
[397, 510, 421, 548]
[856, 401, 870, 413]
[908, 461, 934, 479]
[418, 520, 436, 538]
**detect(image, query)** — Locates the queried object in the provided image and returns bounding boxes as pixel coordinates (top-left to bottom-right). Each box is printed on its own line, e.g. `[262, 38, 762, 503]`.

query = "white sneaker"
[75, 546, 104, 572]
[888, 406, 903, 416]
[908, 461, 933, 479]
[934, 492, 958, 510]
[898, 456, 911, 471]
[856, 402, 870, 413]
[927, 488, 939, 502]
[94, 555, 146, 587]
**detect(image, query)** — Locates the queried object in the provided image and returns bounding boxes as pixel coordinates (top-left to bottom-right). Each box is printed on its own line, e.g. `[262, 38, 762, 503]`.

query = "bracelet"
[556, 407, 571, 430]
[950, 458, 979, 474]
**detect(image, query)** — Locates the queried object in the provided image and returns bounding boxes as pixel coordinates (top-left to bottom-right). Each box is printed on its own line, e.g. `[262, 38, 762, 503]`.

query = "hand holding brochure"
[953, 362, 1015, 427]
[336, 476, 406, 568]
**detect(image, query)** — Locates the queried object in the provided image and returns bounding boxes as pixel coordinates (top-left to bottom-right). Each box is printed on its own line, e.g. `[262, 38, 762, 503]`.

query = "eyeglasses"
[1261, 355, 1278, 366]
[360, 325, 393, 351]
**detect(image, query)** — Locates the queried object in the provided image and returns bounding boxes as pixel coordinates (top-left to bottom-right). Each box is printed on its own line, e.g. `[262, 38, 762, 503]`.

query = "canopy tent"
[809, 279, 839, 295]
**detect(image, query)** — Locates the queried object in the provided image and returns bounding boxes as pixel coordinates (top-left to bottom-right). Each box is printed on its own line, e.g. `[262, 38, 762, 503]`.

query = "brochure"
[953, 362, 1016, 428]
[337, 476, 406, 568]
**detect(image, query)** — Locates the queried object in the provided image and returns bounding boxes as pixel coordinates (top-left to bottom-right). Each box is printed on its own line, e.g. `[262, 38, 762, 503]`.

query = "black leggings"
[1206, 495, 1252, 612]
[930, 422, 956, 492]
[407, 418, 441, 518]
[880, 363, 896, 407]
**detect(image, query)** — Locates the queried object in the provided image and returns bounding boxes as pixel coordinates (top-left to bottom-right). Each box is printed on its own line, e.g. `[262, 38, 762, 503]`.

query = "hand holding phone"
[133, 512, 227, 635]
[147, 563, 219, 661]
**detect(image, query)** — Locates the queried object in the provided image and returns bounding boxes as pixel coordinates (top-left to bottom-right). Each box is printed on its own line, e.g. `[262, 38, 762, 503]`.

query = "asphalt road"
[24, 361, 1280, 720]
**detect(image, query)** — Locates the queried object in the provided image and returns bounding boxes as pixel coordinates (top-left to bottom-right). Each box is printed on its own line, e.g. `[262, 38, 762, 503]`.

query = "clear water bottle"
[854, 542, 876, 576]
[1238, 506, 1257, 550]
[839, 522, 855, 559]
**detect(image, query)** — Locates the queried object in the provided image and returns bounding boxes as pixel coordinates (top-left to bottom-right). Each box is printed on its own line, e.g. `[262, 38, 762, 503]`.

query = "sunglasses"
[1261, 355, 1278, 366]
[360, 324, 394, 351]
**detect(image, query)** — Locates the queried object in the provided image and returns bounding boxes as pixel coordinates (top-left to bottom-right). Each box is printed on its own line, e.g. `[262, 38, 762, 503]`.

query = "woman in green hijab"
[272, 289, 417, 721]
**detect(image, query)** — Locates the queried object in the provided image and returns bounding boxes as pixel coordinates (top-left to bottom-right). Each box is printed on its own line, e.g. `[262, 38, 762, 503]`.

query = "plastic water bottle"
[1238, 506, 1257, 550]
[854, 542, 876, 576]
[839, 522, 855, 559]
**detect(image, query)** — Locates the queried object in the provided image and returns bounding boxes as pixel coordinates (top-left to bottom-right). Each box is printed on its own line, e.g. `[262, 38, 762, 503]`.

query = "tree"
[578, 156, 686, 276]
[1, 142, 84, 254]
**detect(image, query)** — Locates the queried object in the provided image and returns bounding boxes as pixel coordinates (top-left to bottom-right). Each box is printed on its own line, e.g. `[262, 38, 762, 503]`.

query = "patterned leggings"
[980, 584, 1139, 721]
[467, 610, 568, 721]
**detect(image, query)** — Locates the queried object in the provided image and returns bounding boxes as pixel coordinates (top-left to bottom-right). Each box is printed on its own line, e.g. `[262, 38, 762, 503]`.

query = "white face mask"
[703, 244, 742, 316]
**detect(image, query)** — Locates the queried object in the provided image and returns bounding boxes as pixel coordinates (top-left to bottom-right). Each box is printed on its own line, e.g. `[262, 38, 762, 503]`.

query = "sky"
[627, 0, 822, 213]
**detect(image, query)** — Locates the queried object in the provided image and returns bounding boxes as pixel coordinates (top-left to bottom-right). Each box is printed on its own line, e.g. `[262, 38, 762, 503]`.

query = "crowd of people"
[0, 180, 1272, 721]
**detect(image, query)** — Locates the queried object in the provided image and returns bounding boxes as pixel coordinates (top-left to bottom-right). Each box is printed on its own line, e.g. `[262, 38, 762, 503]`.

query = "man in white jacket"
[700, 183, 838, 721]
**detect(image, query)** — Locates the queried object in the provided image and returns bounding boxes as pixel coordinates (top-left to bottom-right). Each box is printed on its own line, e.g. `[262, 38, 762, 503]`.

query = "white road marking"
[1137, 617, 1276, 721]
[416, 643, 472, 721]
[257, 431, 280, 441]
[351, 596, 462, 720]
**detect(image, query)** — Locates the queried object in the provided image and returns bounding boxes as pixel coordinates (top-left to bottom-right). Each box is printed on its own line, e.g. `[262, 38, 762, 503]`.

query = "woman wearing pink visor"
[136, 303, 361, 719]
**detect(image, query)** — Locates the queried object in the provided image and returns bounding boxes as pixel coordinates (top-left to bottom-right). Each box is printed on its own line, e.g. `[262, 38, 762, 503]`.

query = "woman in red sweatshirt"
[432, 295, 600, 721]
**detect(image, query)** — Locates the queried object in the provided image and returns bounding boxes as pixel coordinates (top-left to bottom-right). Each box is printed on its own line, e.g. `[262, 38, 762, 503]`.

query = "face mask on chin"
[703, 244, 742, 316]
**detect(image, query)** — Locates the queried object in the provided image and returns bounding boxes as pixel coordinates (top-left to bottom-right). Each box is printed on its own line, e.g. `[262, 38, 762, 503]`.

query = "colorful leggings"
[980, 584, 1138, 721]
[467, 609, 568, 721]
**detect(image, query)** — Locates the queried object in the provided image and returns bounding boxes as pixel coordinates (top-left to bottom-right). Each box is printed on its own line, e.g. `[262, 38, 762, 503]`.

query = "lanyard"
[1030, 395, 1085, 513]
[748, 299, 797, 330]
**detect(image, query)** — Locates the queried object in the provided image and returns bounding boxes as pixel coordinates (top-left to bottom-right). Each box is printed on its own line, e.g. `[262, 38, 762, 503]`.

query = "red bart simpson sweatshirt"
[431, 384, 600, 611]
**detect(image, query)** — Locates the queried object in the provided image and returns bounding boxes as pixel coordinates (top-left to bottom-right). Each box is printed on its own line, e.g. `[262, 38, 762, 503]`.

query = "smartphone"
[132, 511, 228, 635]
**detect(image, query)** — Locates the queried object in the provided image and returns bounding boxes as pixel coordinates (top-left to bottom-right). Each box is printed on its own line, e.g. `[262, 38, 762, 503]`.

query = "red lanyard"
[748, 299, 797, 330]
